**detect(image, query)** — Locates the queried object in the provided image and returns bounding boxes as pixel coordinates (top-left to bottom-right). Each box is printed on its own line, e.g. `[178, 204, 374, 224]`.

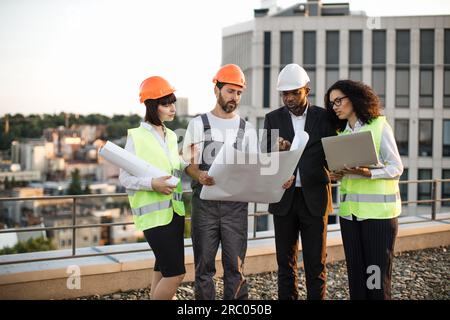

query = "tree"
[67, 169, 83, 195]
[83, 182, 91, 195]
[10, 177, 16, 189]
[0, 237, 56, 255]
[3, 177, 10, 190]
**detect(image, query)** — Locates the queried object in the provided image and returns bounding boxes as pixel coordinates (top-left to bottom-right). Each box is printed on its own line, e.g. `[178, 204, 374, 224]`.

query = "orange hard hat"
[212, 64, 246, 89]
[139, 76, 176, 103]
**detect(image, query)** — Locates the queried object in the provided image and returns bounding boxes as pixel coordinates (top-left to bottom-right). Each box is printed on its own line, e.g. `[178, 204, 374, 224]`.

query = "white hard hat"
[276, 63, 310, 91]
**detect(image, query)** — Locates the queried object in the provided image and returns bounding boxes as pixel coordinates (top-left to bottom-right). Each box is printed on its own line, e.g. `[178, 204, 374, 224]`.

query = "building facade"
[222, 1, 450, 218]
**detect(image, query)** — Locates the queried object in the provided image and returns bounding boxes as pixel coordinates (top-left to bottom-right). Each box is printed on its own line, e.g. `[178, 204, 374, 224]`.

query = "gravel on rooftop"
[77, 246, 449, 300]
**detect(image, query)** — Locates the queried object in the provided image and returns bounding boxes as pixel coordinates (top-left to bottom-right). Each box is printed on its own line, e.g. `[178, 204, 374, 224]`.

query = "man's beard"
[287, 100, 307, 116]
[219, 94, 237, 113]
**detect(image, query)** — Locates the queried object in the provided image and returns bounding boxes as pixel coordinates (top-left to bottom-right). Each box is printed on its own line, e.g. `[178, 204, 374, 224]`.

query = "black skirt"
[143, 212, 186, 277]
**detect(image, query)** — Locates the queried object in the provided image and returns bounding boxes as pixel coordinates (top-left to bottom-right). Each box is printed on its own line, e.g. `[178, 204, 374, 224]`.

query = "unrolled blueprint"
[200, 131, 309, 203]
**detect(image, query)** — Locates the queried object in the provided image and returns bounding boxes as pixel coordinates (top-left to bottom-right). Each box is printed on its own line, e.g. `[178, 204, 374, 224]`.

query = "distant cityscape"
[0, 98, 191, 252]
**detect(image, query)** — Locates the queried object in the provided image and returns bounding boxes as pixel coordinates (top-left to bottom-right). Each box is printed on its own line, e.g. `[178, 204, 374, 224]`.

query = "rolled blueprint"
[99, 141, 179, 186]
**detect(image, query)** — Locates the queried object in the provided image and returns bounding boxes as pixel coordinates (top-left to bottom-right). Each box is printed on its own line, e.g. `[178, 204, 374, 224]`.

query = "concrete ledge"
[1, 214, 449, 299]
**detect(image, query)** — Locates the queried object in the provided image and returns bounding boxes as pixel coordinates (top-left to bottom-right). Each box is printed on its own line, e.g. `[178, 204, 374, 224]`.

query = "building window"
[420, 30, 434, 108]
[372, 68, 386, 106]
[304, 31, 316, 104]
[256, 215, 269, 232]
[349, 69, 362, 82]
[399, 168, 408, 204]
[443, 120, 450, 156]
[326, 31, 339, 89]
[372, 30, 386, 65]
[280, 31, 293, 69]
[61, 240, 65, 247]
[395, 68, 410, 108]
[326, 31, 339, 65]
[444, 30, 450, 108]
[420, 68, 434, 108]
[372, 30, 386, 106]
[349, 30, 362, 82]
[442, 169, 450, 207]
[420, 30, 434, 65]
[306, 68, 316, 105]
[396, 30, 410, 64]
[444, 69, 450, 108]
[418, 120, 433, 157]
[395, 119, 409, 156]
[326, 69, 339, 92]
[417, 169, 432, 206]
[303, 31, 316, 65]
[395, 30, 410, 108]
[263, 31, 271, 108]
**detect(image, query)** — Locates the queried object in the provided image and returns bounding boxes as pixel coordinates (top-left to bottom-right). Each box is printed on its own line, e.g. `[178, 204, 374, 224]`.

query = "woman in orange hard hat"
[119, 76, 190, 300]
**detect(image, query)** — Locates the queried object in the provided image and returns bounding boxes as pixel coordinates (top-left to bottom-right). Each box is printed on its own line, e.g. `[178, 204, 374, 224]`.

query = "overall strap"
[233, 117, 246, 150]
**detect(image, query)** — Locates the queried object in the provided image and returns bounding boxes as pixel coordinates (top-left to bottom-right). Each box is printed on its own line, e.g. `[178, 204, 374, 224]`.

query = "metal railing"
[0, 179, 449, 266]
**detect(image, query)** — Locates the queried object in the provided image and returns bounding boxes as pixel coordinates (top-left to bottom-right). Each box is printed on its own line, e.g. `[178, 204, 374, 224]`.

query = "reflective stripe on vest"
[131, 192, 183, 216]
[132, 200, 171, 216]
[127, 190, 182, 203]
[341, 192, 400, 203]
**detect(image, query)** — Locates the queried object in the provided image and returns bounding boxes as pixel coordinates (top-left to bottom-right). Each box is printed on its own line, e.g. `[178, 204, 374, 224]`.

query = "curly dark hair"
[325, 80, 382, 132]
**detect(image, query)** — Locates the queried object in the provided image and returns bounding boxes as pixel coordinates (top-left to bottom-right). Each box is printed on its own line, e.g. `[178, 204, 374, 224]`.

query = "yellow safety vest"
[338, 116, 401, 219]
[126, 126, 185, 231]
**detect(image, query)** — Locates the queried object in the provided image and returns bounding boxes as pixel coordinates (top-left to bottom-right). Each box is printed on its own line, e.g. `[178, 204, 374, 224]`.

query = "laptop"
[321, 131, 382, 171]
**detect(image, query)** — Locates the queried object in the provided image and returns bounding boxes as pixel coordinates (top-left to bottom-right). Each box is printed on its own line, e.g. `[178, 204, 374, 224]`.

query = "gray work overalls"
[191, 113, 249, 300]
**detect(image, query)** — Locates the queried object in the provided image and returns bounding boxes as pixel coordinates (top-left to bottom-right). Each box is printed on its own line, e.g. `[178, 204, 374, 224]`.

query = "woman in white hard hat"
[326, 80, 403, 300]
[119, 76, 191, 300]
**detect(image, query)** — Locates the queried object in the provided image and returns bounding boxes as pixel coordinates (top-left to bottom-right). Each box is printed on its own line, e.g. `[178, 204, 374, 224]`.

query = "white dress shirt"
[119, 122, 188, 192]
[290, 106, 308, 187]
[340, 118, 404, 221]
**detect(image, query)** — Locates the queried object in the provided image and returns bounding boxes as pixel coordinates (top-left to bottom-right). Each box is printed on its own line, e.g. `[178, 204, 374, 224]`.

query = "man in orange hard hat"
[183, 64, 258, 300]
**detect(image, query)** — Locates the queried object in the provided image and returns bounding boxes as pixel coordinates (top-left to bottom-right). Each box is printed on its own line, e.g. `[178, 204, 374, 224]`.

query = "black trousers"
[273, 188, 328, 300]
[340, 216, 398, 300]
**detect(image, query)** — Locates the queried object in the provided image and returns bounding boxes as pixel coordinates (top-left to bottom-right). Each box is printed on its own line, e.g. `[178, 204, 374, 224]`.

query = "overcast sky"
[1, 0, 449, 118]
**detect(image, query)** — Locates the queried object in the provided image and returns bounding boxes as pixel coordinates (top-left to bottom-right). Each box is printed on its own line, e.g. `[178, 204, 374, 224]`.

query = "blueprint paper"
[99, 141, 179, 186]
[200, 131, 309, 203]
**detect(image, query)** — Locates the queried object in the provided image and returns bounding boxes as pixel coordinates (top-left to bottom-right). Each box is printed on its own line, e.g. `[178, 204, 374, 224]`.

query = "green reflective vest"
[126, 126, 185, 231]
[338, 116, 401, 219]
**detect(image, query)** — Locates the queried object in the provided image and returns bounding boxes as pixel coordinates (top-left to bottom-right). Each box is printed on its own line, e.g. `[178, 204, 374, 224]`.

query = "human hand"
[282, 175, 295, 189]
[277, 137, 291, 151]
[151, 176, 176, 195]
[341, 166, 372, 178]
[329, 171, 344, 182]
[198, 171, 215, 186]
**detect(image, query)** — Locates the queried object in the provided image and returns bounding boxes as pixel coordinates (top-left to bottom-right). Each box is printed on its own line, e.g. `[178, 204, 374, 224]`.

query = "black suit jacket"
[263, 105, 337, 217]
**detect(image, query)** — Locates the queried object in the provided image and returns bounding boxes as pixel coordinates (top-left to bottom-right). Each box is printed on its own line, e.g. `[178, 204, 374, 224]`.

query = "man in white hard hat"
[263, 63, 336, 300]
